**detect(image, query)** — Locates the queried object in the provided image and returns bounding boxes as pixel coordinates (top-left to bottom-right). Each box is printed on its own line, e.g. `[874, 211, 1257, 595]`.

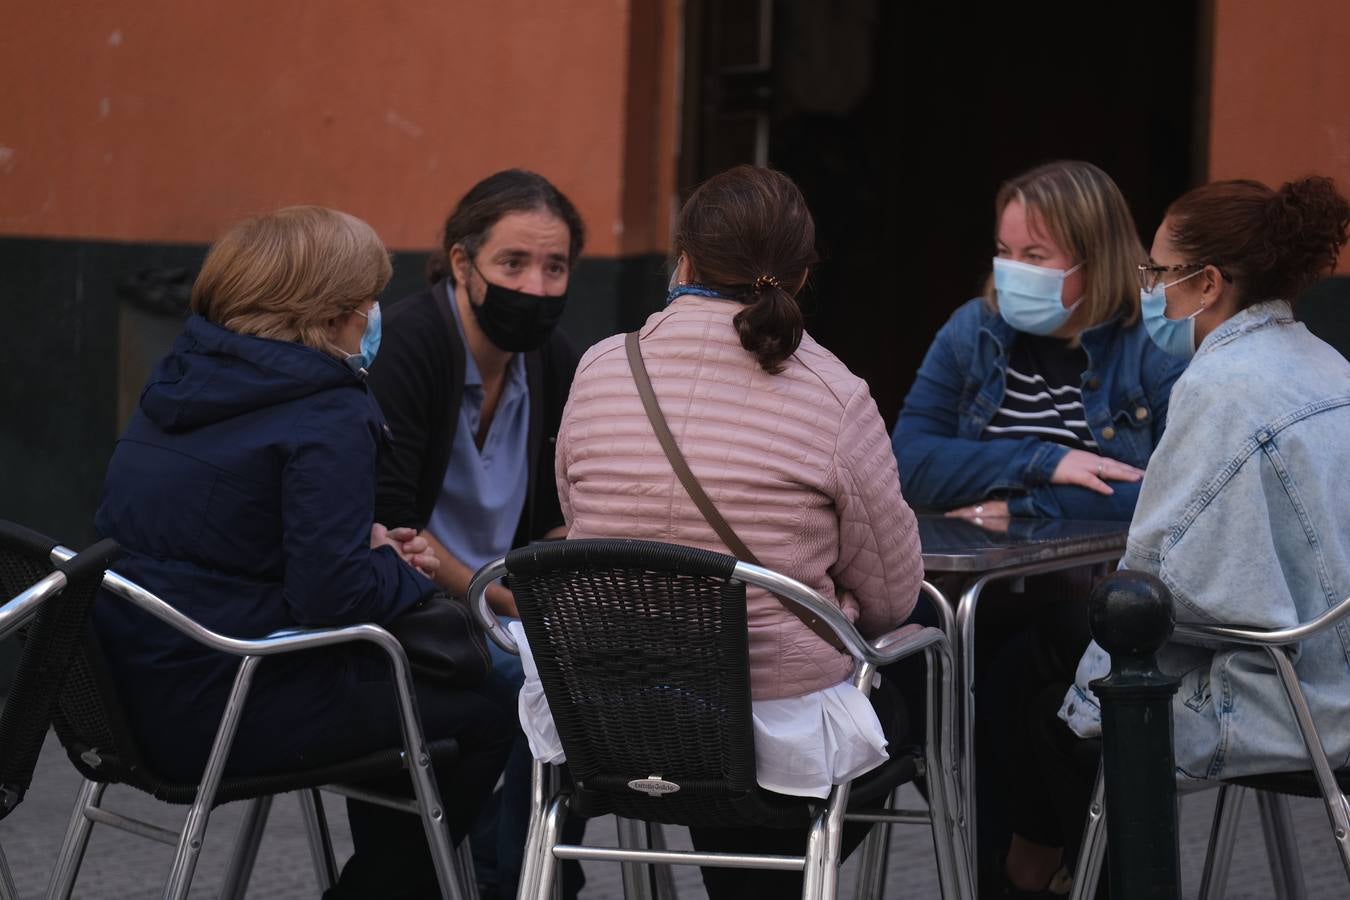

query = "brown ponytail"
[674, 165, 817, 374]
[733, 285, 805, 375]
[1166, 176, 1350, 307]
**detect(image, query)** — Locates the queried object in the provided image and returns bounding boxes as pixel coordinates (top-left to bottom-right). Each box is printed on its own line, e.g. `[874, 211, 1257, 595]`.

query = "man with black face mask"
[365, 169, 585, 900]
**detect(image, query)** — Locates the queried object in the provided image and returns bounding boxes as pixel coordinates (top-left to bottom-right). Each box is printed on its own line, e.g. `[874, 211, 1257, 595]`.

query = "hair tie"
[752, 274, 780, 293]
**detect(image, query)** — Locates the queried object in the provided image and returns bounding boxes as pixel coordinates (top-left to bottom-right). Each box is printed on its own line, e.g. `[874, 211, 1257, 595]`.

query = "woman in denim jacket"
[888, 162, 1185, 894]
[893, 161, 1186, 522]
[1004, 176, 1350, 898]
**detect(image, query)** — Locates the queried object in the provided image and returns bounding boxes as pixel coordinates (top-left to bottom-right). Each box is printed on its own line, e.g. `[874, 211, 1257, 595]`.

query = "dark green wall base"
[2, 235, 666, 546]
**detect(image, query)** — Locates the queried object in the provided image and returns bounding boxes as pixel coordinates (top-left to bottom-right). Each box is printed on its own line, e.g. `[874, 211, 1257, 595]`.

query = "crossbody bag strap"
[625, 330, 846, 652]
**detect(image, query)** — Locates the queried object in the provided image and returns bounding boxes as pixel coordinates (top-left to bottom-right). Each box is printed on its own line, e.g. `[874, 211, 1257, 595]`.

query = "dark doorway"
[681, 0, 1206, 427]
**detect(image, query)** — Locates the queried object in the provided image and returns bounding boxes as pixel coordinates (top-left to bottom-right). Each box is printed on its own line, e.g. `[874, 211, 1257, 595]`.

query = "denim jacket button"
[1135, 406, 1149, 421]
[1085, 376, 1101, 390]
[1101, 426, 1116, 440]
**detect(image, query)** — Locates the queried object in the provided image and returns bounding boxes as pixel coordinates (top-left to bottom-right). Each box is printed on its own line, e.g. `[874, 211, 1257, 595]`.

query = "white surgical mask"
[993, 257, 1085, 335]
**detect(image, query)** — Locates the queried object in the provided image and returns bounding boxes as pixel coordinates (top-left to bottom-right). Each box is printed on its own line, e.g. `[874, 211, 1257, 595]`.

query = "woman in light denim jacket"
[893, 161, 1186, 522]
[1005, 176, 1350, 897]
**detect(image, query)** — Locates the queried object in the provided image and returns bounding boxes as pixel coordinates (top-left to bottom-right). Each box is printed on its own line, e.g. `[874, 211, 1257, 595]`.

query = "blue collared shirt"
[426, 282, 531, 575]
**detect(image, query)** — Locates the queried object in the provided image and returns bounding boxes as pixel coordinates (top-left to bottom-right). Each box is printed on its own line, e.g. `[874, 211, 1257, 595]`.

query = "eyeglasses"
[1137, 263, 1232, 292]
[1137, 263, 1201, 292]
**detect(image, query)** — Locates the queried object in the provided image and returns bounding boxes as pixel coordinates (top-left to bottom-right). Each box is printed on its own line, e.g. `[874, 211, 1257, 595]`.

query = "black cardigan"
[368, 282, 578, 549]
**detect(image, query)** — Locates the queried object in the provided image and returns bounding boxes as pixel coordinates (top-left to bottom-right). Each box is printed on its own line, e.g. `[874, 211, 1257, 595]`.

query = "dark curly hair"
[1166, 176, 1350, 307]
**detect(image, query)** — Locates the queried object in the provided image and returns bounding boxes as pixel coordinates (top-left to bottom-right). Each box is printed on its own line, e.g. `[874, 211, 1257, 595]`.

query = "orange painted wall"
[1209, 0, 1350, 270]
[0, 1, 681, 255]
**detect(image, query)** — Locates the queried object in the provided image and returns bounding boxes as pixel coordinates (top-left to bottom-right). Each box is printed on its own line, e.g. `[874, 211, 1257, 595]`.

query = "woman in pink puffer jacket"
[553, 164, 924, 897]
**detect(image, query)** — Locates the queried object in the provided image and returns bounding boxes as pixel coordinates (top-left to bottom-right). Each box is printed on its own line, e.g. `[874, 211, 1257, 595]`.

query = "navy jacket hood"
[141, 315, 360, 432]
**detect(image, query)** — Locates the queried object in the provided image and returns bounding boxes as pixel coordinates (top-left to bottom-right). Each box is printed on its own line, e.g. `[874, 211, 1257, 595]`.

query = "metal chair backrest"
[0, 522, 120, 820]
[505, 538, 812, 828]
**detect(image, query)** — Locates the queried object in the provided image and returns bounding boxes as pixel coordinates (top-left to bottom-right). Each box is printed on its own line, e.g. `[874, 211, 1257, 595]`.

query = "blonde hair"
[983, 161, 1145, 328]
[190, 206, 392, 354]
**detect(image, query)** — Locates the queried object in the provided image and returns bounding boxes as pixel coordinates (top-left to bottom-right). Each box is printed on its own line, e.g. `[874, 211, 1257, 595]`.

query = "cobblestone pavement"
[2, 734, 1346, 898]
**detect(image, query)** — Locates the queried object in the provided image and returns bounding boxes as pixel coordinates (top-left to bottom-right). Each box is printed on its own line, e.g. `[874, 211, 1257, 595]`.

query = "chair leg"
[1329, 791, 1350, 883]
[801, 811, 830, 900]
[218, 795, 272, 900]
[1256, 791, 1308, 900]
[0, 842, 19, 900]
[386, 664, 463, 900]
[617, 817, 655, 900]
[1266, 645, 1350, 883]
[298, 789, 340, 891]
[851, 789, 894, 900]
[534, 793, 569, 900]
[517, 760, 551, 900]
[609, 820, 680, 900]
[922, 645, 974, 900]
[1068, 768, 1106, 900]
[1198, 783, 1247, 900]
[647, 822, 680, 900]
[456, 838, 481, 900]
[818, 780, 855, 900]
[163, 656, 260, 900]
[44, 778, 106, 900]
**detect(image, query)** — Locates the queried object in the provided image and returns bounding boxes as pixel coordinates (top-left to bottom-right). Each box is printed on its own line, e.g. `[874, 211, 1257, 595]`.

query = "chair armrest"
[0, 571, 67, 639]
[867, 625, 950, 667]
[52, 545, 441, 818]
[0, 539, 123, 639]
[1172, 593, 1350, 648]
[50, 545, 414, 673]
[467, 557, 518, 654]
[732, 561, 948, 667]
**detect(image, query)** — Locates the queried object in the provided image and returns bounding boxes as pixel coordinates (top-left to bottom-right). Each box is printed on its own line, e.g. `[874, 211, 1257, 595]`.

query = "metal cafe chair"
[0, 522, 123, 900]
[468, 538, 973, 900]
[0, 520, 475, 900]
[1069, 589, 1350, 900]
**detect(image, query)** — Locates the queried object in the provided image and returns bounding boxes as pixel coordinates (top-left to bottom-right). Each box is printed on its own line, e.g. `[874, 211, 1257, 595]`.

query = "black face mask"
[467, 263, 568, 353]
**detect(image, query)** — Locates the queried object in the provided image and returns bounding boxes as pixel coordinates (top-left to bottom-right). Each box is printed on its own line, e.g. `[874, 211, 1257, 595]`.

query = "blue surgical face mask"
[349, 301, 382, 370]
[993, 257, 1085, 335]
[1140, 269, 1205, 358]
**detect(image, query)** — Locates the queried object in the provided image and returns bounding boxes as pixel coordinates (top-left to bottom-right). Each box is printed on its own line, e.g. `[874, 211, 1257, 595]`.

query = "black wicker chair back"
[506, 538, 817, 827]
[48, 626, 155, 789]
[0, 522, 120, 819]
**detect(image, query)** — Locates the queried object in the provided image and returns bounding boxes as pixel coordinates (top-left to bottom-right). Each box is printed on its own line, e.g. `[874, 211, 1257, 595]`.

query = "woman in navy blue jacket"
[94, 206, 513, 899]
[893, 161, 1185, 523]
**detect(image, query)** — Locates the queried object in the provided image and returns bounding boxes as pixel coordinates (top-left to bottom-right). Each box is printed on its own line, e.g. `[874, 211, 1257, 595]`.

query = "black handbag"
[386, 592, 492, 687]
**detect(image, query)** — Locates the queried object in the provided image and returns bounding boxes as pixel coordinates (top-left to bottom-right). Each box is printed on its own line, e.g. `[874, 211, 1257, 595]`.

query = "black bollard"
[1088, 570, 1181, 900]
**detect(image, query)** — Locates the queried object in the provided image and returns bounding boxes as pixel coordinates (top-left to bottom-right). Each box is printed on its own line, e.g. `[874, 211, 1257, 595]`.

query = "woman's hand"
[388, 527, 441, 578]
[370, 524, 441, 578]
[945, 499, 1011, 533]
[1050, 449, 1144, 496]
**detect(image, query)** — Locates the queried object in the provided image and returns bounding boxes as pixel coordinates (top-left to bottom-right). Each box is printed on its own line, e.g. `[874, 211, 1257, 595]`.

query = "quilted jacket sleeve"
[831, 381, 923, 637]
